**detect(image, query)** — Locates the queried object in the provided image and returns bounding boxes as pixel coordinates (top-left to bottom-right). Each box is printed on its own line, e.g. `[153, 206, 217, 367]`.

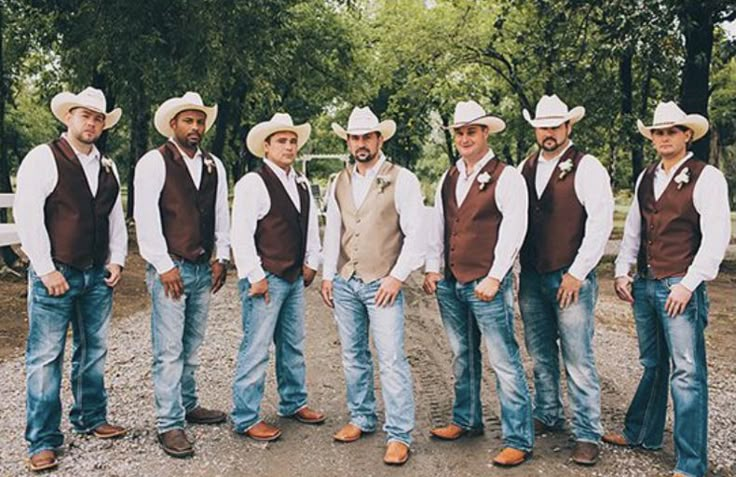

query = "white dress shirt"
[426, 150, 528, 281]
[231, 159, 322, 281]
[517, 142, 615, 280]
[13, 135, 127, 276]
[133, 139, 231, 274]
[615, 152, 731, 291]
[322, 154, 425, 282]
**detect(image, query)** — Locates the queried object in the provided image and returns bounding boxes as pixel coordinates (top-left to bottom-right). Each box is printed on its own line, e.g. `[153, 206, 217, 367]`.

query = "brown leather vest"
[442, 158, 506, 283]
[254, 164, 310, 282]
[43, 137, 119, 270]
[157, 142, 218, 262]
[637, 157, 705, 278]
[520, 146, 587, 273]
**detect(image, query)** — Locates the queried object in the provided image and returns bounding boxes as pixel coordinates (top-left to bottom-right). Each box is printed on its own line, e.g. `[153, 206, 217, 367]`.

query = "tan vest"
[335, 161, 403, 282]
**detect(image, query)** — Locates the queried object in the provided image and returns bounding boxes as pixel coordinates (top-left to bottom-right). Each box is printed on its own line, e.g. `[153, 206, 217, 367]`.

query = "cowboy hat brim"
[331, 119, 396, 141]
[637, 115, 709, 141]
[154, 98, 218, 138]
[522, 106, 585, 129]
[51, 92, 122, 130]
[246, 122, 312, 158]
[446, 115, 506, 134]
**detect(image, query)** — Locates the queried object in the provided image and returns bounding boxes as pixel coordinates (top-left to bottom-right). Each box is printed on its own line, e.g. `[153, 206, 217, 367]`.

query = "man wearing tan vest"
[321, 106, 423, 465]
[603, 102, 731, 477]
[230, 112, 325, 441]
[423, 100, 533, 467]
[517, 95, 613, 465]
[14, 87, 128, 472]
[134, 92, 230, 458]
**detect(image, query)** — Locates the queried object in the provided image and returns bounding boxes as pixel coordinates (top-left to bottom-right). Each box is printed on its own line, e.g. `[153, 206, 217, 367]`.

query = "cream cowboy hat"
[154, 92, 218, 138]
[246, 113, 311, 158]
[637, 101, 709, 141]
[50, 87, 122, 130]
[331, 106, 396, 141]
[446, 100, 505, 133]
[523, 94, 585, 128]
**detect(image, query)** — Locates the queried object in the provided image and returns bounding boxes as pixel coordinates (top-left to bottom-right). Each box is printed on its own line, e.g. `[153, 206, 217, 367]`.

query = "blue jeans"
[231, 273, 309, 432]
[332, 276, 415, 446]
[25, 264, 113, 456]
[518, 268, 602, 443]
[146, 260, 212, 433]
[622, 277, 709, 477]
[435, 274, 533, 452]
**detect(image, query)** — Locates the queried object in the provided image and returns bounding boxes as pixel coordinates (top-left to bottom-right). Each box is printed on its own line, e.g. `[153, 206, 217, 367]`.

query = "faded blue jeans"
[622, 276, 709, 477]
[231, 273, 309, 432]
[332, 275, 415, 446]
[435, 274, 534, 452]
[518, 268, 603, 443]
[25, 264, 113, 456]
[146, 259, 212, 433]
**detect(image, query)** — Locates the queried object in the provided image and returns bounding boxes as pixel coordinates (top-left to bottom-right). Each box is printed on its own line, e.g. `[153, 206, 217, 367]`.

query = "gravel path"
[1, 273, 734, 476]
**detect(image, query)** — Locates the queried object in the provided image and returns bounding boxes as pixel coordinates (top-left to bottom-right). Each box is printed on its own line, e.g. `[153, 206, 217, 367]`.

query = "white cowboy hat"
[637, 101, 709, 141]
[523, 94, 585, 128]
[246, 113, 311, 158]
[331, 106, 396, 141]
[446, 100, 505, 133]
[154, 91, 218, 138]
[50, 87, 122, 130]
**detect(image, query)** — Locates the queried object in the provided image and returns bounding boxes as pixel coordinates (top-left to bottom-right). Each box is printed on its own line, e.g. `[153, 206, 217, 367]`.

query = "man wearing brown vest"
[321, 106, 423, 465]
[603, 102, 731, 477]
[134, 92, 230, 458]
[423, 100, 533, 467]
[516, 95, 613, 465]
[14, 87, 128, 472]
[230, 112, 325, 441]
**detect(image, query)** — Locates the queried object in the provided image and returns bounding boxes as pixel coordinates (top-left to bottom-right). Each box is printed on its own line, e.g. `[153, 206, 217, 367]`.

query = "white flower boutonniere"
[558, 158, 574, 180]
[203, 156, 215, 174]
[101, 157, 114, 174]
[296, 175, 309, 190]
[376, 175, 391, 193]
[674, 167, 690, 190]
[477, 171, 492, 190]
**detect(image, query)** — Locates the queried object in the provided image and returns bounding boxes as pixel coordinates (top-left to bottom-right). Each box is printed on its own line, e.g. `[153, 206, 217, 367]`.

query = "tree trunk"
[440, 113, 456, 166]
[0, 1, 12, 196]
[678, 1, 714, 161]
[126, 87, 150, 219]
[210, 97, 230, 159]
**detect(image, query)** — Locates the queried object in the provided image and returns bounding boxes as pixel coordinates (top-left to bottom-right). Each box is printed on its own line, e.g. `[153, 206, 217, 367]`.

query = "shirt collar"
[353, 153, 386, 179]
[62, 133, 100, 161]
[456, 149, 495, 178]
[264, 158, 297, 182]
[538, 140, 574, 164]
[657, 152, 693, 177]
[169, 138, 202, 161]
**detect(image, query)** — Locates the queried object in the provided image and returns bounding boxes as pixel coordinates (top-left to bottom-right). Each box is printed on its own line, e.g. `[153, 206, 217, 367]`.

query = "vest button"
[648, 241, 653, 245]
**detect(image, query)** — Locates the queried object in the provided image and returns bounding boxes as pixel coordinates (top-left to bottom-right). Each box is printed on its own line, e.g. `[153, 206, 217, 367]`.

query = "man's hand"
[557, 273, 582, 309]
[160, 267, 184, 299]
[665, 283, 692, 318]
[614, 276, 634, 304]
[104, 264, 123, 288]
[422, 272, 442, 295]
[321, 280, 334, 308]
[474, 276, 500, 302]
[41, 270, 70, 296]
[303, 266, 317, 288]
[211, 261, 227, 294]
[375, 276, 402, 307]
[248, 277, 269, 304]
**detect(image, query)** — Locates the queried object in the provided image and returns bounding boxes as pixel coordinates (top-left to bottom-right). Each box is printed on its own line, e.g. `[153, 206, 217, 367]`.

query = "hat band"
[651, 121, 678, 127]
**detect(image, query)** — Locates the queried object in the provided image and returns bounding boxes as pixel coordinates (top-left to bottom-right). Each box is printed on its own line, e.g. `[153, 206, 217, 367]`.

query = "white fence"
[0, 194, 19, 247]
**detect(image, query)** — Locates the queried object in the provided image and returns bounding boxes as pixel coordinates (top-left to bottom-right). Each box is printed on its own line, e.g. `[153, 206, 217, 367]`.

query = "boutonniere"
[296, 175, 309, 190]
[203, 156, 215, 174]
[674, 167, 690, 190]
[477, 171, 492, 190]
[558, 158, 574, 180]
[101, 157, 114, 174]
[376, 174, 391, 193]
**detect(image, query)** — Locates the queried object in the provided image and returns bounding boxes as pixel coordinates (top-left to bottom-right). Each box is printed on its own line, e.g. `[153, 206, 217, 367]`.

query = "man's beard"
[539, 137, 560, 152]
[352, 147, 375, 163]
[73, 130, 99, 145]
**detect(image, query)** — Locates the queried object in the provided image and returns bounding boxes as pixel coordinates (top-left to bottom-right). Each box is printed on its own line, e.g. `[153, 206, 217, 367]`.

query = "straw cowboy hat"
[331, 106, 396, 141]
[50, 87, 122, 130]
[637, 101, 709, 141]
[154, 91, 218, 138]
[523, 94, 585, 129]
[446, 100, 505, 133]
[246, 113, 312, 158]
